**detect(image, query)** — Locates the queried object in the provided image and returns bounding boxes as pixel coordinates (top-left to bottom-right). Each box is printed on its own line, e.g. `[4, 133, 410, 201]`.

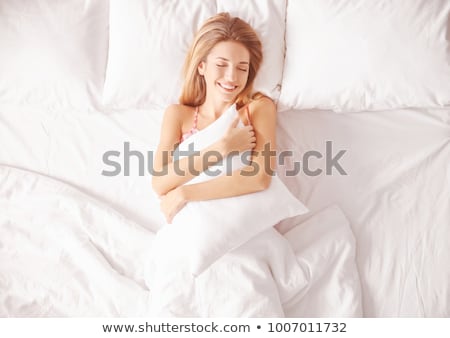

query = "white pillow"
[216, 0, 287, 102]
[278, 0, 450, 113]
[103, 0, 286, 109]
[152, 104, 308, 276]
[0, 0, 109, 112]
[178, 174, 309, 276]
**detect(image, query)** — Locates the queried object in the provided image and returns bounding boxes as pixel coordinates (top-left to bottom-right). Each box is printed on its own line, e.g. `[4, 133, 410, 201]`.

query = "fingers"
[161, 200, 182, 224]
[240, 125, 254, 138]
[224, 119, 257, 152]
[240, 126, 256, 149]
[245, 126, 255, 140]
[163, 208, 173, 224]
[160, 199, 171, 224]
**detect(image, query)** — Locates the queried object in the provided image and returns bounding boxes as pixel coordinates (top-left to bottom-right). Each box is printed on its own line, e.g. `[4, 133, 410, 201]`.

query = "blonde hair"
[179, 12, 264, 108]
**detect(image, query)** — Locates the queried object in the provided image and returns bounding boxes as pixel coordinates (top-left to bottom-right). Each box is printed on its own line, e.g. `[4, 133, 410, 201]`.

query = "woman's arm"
[160, 97, 277, 222]
[183, 97, 276, 200]
[152, 104, 256, 197]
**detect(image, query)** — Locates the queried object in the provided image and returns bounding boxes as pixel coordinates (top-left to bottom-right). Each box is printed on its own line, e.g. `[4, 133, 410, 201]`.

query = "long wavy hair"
[179, 12, 264, 109]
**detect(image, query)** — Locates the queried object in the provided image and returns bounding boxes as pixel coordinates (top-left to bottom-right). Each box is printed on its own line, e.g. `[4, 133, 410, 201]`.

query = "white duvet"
[147, 205, 362, 317]
[0, 165, 153, 316]
[0, 164, 362, 317]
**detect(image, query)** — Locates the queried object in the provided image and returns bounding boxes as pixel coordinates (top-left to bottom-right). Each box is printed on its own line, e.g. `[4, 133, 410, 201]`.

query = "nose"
[224, 66, 237, 82]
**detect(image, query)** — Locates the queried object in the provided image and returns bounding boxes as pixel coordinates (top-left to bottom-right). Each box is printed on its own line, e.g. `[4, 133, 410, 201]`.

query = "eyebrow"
[215, 57, 249, 65]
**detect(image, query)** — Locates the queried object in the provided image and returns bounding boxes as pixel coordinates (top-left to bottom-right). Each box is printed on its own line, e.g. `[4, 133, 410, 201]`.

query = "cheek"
[240, 72, 249, 85]
[205, 68, 221, 83]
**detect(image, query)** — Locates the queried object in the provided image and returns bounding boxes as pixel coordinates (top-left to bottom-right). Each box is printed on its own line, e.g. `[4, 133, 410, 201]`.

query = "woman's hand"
[220, 116, 256, 156]
[159, 186, 188, 224]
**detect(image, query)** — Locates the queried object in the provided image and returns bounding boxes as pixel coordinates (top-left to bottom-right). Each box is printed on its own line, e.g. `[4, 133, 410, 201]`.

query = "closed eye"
[216, 64, 247, 72]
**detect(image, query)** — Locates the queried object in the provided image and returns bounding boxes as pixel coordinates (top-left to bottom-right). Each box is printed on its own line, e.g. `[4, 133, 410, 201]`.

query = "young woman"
[152, 12, 277, 223]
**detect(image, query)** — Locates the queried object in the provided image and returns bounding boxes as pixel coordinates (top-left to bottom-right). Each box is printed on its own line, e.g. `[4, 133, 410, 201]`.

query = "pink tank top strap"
[192, 105, 199, 129]
[180, 106, 200, 143]
[245, 104, 251, 125]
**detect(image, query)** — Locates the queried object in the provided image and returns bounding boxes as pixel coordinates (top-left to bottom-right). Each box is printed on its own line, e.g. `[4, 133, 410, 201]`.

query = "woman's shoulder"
[164, 103, 195, 115]
[163, 103, 197, 124]
[248, 95, 275, 109]
[246, 95, 276, 120]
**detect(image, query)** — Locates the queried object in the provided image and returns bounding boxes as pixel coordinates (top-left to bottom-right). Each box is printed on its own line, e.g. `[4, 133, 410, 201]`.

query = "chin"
[221, 96, 237, 103]
[217, 90, 241, 103]
[208, 85, 242, 103]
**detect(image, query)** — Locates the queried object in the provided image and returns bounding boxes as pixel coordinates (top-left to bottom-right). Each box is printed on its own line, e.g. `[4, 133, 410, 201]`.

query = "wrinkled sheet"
[148, 203, 362, 317]
[147, 226, 308, 317]
[0, 165, 361, 317]
[0, 165, 153, 316]
[1, 105, 449, 317]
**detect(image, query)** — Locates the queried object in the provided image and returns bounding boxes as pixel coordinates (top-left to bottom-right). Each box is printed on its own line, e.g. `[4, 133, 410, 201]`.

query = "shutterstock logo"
[101, 141, 347, 177]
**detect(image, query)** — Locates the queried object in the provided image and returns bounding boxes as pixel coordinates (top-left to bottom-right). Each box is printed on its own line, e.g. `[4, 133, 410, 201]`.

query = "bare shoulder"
[163, 103, 196, 126]
[250, 96, 276, 110]
[159, 104, 190, 133]
[248, 96, 277, 122]
[164, 103, 193, 117]
[246, 96, 277, 149]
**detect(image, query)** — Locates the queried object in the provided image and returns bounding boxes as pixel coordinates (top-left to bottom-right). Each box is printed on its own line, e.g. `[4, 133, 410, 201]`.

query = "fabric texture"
[103, 0, 286, 109]
[278, 0, 450, 112]
[0, 0, 109, 112]
[153, 104, 308, 276]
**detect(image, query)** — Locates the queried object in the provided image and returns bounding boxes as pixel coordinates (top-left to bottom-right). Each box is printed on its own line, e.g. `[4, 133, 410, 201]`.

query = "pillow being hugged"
[176, 173, 309, 277]
[278, 0, 450, 113]
[150, 104, 308, 277]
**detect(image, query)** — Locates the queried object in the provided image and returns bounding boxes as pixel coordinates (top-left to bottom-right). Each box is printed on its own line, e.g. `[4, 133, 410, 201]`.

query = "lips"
[217, 82, 238, 92]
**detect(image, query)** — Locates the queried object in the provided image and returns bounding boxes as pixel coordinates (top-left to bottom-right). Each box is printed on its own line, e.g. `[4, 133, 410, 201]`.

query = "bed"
[0, 0, 449, 317]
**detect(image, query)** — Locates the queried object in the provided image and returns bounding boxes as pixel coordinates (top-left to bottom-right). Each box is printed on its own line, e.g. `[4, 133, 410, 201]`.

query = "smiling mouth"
[217, 82, 238, 92]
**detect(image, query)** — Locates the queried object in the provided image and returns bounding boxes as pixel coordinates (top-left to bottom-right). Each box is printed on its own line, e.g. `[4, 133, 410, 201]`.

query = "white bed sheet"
[1, 106, 449, 317]
[0, 164, 361, 317]
[276, 108, 450, 317]
[0, 165, 153, 316]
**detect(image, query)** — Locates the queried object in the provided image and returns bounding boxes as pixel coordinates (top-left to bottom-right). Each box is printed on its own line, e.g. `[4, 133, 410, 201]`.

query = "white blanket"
[0, 165, 153, 317]
[147, 227, 308, 317]
[147, 208, 363, 317]
[146, 104, 362, 317]
[0, 164, 362, 317]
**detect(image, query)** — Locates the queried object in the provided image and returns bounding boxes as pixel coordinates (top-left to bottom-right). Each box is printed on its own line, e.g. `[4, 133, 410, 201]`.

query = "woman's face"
[198, 40, 250, 103]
